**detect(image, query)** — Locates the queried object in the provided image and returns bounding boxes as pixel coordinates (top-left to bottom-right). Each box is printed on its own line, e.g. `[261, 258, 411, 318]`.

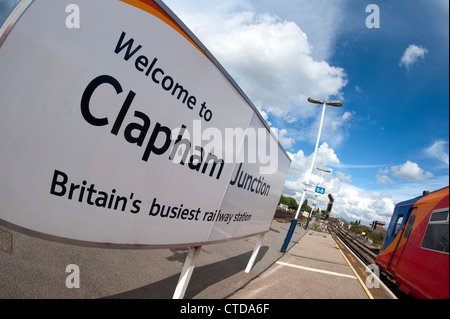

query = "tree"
[278, 195, 298, 211]
[287, 197, 299, 211]
[300, 199, 309, 212]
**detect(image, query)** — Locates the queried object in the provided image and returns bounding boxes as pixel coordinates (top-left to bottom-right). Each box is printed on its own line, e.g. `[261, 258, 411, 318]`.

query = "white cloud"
[327, 182, 396, 223]
[282, 143, 396, 224]
[336, 171, 352, 183]
[281, 145, 440, 224]
[258, 109, 269, 122]
[333, 186, 395, 224]
[376, 174, 394, 184]
[390, 161, 433, 181]
[252, 0, 346, 62]
[425, 140, 449, 166]
[399, 44, 429, 69]
[286, 142, 339, 186]
[206, 14, 347, 118]
[270, 127, 295, 149]
[285, 174, 396, 225]
[164, 0, 347, 121]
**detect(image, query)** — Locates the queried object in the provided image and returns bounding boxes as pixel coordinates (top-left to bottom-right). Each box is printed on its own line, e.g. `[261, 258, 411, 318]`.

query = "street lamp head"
[326, 100, 343, 107]
[307, 97, 323, 104]
[316, 167, 332, 173]
[307, 97, 342, 107]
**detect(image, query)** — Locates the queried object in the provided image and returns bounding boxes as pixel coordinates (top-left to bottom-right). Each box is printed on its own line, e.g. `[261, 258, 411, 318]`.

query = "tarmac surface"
[0, 220, 394, 299]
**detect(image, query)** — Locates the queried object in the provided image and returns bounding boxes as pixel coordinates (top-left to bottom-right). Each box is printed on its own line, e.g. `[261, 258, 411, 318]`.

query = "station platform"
[1, 221, 396, 299]
[230, 229, 396, 299]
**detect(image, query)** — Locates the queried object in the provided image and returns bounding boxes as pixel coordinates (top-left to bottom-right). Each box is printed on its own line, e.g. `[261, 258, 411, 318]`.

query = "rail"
[328, 223, 406, 298]
[329, 225, 378, 265]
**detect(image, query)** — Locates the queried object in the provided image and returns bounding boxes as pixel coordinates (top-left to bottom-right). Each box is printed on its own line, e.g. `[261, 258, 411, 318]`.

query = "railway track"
[328, 225, 378, 266]
[328, 224, 406, 298]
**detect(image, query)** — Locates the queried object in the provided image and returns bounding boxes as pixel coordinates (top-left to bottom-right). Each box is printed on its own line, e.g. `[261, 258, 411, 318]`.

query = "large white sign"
[0, 0, 290, 248]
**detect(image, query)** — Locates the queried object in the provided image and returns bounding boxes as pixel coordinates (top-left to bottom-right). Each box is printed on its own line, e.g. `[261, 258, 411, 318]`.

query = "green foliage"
[301, 199, 309, 212]
[349, 222, 367, 234]
[301, 199, 320, 215]
[279, 195, 324, 215]
[349, 222, 385, 246]
[279, 195, 299, 211]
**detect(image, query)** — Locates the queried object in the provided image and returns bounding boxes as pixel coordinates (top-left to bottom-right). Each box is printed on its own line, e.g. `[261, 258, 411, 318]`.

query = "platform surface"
[230, 230, 375, 299]
[1, 222, 395, 299]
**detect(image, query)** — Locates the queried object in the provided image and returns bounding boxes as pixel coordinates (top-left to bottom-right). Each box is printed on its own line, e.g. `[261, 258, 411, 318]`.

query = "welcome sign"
[0, 0, 290, 248]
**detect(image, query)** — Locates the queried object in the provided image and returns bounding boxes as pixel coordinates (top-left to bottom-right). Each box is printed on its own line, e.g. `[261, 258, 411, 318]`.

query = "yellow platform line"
[329, 235, 374, 299]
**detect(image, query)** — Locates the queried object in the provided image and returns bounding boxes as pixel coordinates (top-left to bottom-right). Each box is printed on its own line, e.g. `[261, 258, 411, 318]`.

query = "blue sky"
[163, 0, 449, 225]
[1, 1, 448, 226]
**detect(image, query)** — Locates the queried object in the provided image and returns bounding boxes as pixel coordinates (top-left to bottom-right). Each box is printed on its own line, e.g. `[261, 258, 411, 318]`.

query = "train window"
[430, 210, 448, 222]
[404, 215, 416, 238]
[422, 209, 449, 253]
[393, 214, 404, 238]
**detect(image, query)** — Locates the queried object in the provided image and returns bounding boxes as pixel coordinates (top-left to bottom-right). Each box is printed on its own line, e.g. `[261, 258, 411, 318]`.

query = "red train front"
[376, 186, 449, 299]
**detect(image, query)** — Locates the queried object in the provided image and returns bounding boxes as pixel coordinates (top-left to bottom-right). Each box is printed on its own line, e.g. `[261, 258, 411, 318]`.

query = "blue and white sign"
[315, 186, 326, 195]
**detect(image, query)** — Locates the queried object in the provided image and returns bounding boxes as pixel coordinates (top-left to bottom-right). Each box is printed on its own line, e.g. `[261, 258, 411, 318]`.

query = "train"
[376, 186, 449, 299]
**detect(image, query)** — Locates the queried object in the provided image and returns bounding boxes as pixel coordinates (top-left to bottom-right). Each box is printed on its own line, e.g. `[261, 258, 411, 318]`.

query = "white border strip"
[0, 0, 33, 47]
[276, 261, 357, 279]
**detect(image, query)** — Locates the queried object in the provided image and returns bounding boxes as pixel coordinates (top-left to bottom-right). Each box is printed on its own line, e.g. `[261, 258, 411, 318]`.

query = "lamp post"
[281, 97, 342, 253]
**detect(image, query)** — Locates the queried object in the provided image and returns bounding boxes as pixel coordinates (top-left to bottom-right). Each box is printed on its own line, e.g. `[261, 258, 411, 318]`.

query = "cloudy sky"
[163, 0, 449, 225]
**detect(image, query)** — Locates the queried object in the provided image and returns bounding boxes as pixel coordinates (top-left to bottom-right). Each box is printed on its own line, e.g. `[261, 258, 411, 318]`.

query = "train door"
[396, 207, 449, 298]
[389, 210, 416, 273]
[376, 202, 416, 275]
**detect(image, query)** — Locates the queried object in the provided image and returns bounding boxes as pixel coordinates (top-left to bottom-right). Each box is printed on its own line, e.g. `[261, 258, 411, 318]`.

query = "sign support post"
[245, 233, 265, 273]
[173, 246, 202, 299]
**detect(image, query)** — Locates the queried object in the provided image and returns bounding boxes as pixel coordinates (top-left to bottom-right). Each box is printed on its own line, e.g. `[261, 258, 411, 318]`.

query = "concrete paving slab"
[230, 231, 369, 299]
